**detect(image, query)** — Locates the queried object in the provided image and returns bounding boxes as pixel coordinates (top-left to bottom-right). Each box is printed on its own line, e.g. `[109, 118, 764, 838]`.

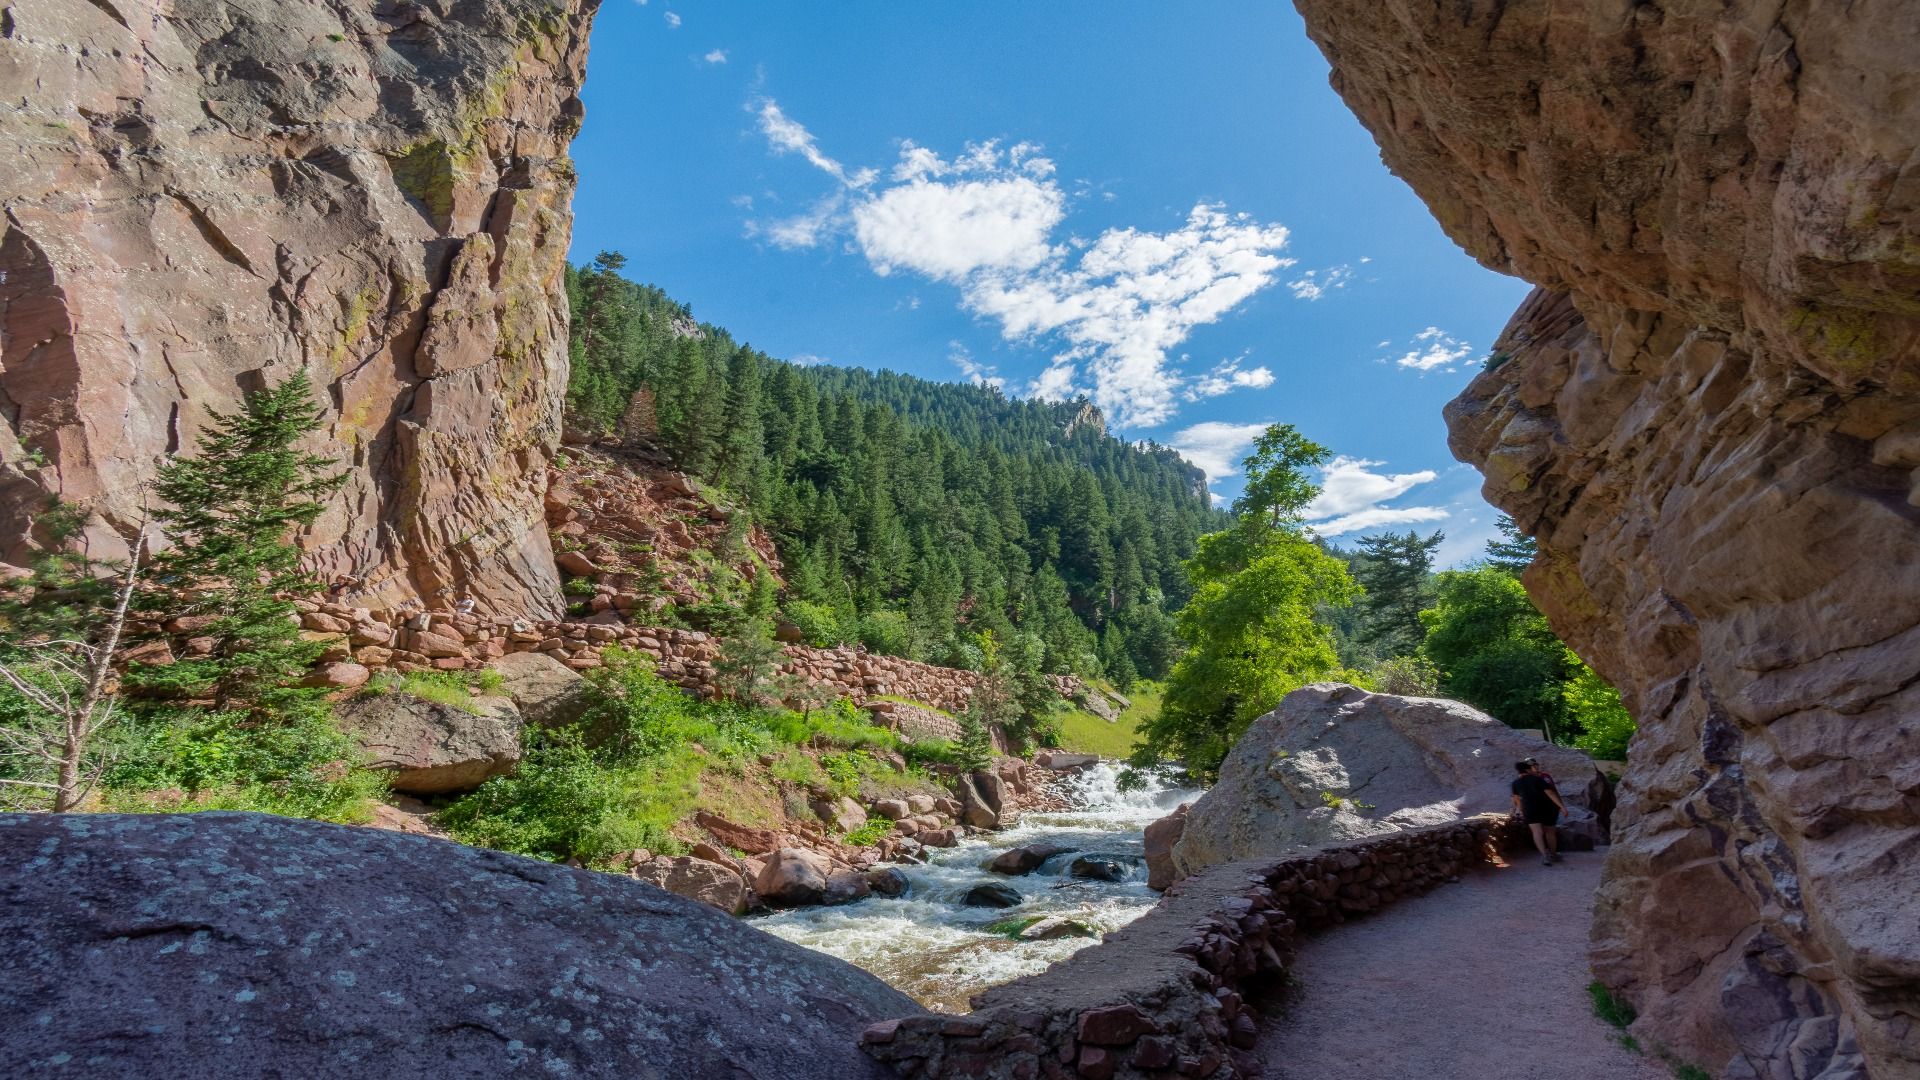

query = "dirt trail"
[1257, 850, 1667, 1080]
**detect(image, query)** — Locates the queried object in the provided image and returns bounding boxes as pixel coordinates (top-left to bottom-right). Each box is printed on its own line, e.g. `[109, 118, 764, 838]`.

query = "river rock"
[1143, 804, 1189, 891]
[955, 773, 1006, 829]
[1069, 857, 1127, 883]
[870, 798, 910, 821]
[915, 828, 958, 849]
[1293, 4, 1920, 1073]
[1172, 684, 1592, 880]
[905, 794, 937, 815]
[824, 870, 872, 906]
[962, 883, 1024, 909]
[755, 848, 835, 908]
[627, 855, 749, 916]
[0, 813, 920, 1077]
[489, 651, 594, 730]
[811, 796, 868, 834]
[1019, 916, 1099, 941]
[985, 843, 1071, 876]
[334, 692, 522, 795]
[866, 868, 909, 897]
[1036, 750, 1099, 771]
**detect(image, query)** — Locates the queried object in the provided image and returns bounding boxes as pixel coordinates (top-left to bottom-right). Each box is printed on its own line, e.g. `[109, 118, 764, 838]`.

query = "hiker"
[1512, 760, 1567, 866]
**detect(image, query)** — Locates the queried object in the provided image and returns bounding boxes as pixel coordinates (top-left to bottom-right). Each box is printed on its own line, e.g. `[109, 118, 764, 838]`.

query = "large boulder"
[627, 855, 749, 916]
[489, 651, 594, 730]
[754, 847, 836, 908]
[1172, 684, 1593, 879]
[334, 691, 522, 795]
[954, 772, 1008, 830]
[0, 813, 921, 1077]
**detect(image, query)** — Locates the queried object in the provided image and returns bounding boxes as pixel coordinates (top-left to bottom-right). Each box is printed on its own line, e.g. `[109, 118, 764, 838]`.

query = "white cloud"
[949, 342, 1005, 390]
[664, 10, 681, 26]
[702, 49, 727, 64]
[1391, 326, 1474, 372]
[745, 103, 1296, 428]
[752, 100, 876, 189]
[789, 353, 831, 367]
[746, 193, 845, 250]
[1186, 356, 1275, 400]
[1287, 264, 1354, 301]
[1302, 455, 1449, 536]
[1168, 421, 1270, 485]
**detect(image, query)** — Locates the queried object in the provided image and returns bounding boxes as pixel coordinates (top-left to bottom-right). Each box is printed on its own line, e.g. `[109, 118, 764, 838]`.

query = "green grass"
[843, 819, 894, 847]
[1052, 680, 1161, 759]
[1588, 981, 1636, 1030]
[1671, 1066, 1709, 1080]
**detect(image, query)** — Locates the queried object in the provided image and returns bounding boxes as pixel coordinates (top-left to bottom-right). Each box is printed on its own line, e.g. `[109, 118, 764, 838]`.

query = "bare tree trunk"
[49, 542, 140, 812]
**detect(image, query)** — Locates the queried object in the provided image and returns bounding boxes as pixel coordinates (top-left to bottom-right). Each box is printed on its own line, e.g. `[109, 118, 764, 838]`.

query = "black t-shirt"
[1512, 773, 1557, 818]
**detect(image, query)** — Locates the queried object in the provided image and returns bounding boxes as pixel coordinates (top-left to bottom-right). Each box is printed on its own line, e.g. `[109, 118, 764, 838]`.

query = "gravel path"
[1257, 850, 1667, 1080]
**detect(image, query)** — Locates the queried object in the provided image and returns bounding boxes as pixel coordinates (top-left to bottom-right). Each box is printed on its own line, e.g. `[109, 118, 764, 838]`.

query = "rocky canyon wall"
[0, 0, 600, 616]
[1292, 2, 1918, 1077]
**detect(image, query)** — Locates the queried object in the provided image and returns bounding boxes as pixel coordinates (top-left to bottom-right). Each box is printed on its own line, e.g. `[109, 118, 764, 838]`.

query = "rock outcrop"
[1171, 684, 1593, 880]
[0, 0, 600, 616]
[1292, 3, 1919, 1075]
[0, 812, 921, 1077]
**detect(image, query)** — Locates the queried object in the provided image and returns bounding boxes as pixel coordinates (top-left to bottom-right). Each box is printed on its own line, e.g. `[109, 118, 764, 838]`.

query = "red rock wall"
[1290, 3, 1919, 1075]
[0, 0, 601, 617]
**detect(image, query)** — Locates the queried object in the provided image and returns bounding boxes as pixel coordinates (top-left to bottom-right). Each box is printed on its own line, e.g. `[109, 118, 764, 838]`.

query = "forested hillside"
[564, 253, 1227, 685]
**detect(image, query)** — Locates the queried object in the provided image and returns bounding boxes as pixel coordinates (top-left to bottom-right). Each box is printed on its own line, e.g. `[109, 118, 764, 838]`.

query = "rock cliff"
[1292, 2, 1918, 1076]
[0, 0, 599, 616]
[0, 812, 921, 1077]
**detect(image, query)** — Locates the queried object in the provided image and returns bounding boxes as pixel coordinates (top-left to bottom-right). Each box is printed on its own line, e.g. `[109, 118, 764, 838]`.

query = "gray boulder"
[1172, 683, 1596, 880]
[962, 882, 1023, 908]
[985, 842, 1071, 876]
[335, 691, 521, 794]
[755, 847, 834, 907]
[0, 813, 921, 1078]
[489, 650, 594, 729]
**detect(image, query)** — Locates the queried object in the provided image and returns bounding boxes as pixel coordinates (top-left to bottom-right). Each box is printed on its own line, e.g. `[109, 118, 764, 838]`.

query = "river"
[756, 762, 1203, 1011]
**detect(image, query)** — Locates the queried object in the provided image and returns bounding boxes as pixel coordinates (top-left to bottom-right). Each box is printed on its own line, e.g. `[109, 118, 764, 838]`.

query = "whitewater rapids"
[755, 762, 1201, 1011]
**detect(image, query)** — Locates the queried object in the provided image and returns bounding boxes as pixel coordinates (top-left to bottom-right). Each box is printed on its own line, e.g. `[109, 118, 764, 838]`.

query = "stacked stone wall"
[138, 602, 1081, 720]
[861, 815, 1528, 1079]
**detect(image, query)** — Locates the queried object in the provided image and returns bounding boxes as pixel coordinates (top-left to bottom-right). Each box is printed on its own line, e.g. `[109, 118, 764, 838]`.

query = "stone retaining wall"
[140, 602, 1081, 720]
[860, 814, 1528, 1079]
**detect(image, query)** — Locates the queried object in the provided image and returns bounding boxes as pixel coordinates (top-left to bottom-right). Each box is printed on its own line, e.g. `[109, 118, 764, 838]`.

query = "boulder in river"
[0, 812, 920, 1077]
[627, 854, 749, 916]
[963, 882, 1024, 908]
[1069, 856, 1127, 882]
[1143, 803, 1189, 891]
[867, 867, 909, 897]
[755, 847, 835, 907]
[985, 842, 1071, 876]
[1019, 915, 1100, 941]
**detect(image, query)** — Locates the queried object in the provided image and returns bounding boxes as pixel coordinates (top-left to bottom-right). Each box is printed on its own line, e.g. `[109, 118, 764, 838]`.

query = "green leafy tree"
[1136, 426, 1360, 777]
[1418, 567, 1571, 738]
[1565, 656, 1635, 760]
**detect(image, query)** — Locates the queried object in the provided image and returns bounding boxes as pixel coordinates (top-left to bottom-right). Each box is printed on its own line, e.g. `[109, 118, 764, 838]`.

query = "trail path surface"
[1258, 850, 1667, 1080]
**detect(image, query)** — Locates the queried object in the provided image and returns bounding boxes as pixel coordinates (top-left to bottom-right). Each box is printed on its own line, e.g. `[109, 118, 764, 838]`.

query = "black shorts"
[1523, 807, 1561, 827]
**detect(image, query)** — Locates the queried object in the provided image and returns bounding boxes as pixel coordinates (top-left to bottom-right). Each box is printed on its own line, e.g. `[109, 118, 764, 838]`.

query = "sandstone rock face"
[1291, 4, 1919, 1075]
[1171, 684, 1593, 879]
[0, 813, 919, 1077]
[0, 0, 599, 617]
[335, 691, 522, 794]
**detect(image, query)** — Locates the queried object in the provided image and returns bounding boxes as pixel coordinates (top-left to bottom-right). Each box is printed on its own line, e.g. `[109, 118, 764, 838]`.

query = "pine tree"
[1351, 530, 1444, 660]
[1485, 515, 1537, 574]
[130, 373, 346, 718]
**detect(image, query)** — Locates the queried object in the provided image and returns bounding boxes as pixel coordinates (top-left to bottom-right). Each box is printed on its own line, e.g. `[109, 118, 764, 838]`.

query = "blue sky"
[567, 1, 1532, 565]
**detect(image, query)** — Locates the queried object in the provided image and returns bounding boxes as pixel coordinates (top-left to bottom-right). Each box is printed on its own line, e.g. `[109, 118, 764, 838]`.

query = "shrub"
[1367, 655, 1441, 696]
[856, 610, 912, 657]
[1566, 660, 1635, 760]
[783, 600, 846, 648]
[843, 819, 893, 847]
